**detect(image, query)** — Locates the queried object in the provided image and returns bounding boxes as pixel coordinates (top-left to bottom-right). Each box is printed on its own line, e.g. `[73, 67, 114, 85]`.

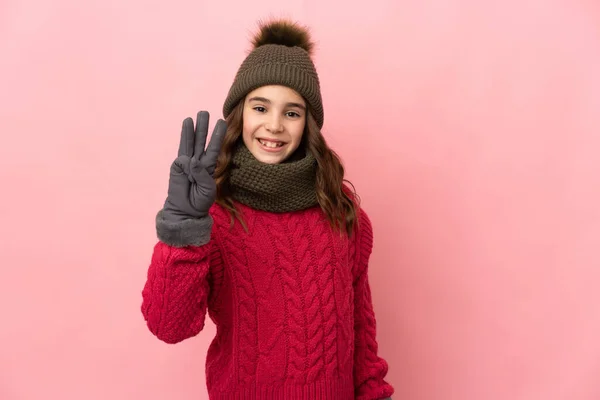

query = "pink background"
[1, 0, 599, 399]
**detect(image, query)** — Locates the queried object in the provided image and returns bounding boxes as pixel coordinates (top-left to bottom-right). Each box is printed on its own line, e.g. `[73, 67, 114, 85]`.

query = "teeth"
[259, 139, 283, 148]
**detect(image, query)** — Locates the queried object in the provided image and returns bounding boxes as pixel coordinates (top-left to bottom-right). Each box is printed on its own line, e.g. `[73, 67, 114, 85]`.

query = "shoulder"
[208, 201, 261, 234]
[350, 205, 375, 279]
[355, 206, 373, 246]
[357, 206, 372, 230]
[209, 202, 227, 222]
[344, 182, 372, 234]
[208, 202, 237, 231]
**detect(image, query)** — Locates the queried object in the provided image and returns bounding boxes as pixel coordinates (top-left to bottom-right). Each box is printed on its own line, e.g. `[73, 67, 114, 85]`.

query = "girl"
[141, 19, 394, 400]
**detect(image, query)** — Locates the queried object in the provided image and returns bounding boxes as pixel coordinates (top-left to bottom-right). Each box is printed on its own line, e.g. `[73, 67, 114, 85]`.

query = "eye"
[286, 111, 301, 118]
[253, 106, 266, 113]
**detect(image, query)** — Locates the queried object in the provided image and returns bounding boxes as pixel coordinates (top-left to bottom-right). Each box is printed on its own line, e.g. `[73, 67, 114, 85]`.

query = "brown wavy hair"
[214, 99, 360, 236]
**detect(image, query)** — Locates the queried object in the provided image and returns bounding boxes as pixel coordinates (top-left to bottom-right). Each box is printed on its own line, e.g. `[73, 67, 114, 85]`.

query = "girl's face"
[241, 85, 306, 164]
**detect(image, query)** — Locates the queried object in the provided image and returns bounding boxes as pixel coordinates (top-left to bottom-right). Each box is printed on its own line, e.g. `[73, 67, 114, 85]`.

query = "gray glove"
[156, 111, 227, 247]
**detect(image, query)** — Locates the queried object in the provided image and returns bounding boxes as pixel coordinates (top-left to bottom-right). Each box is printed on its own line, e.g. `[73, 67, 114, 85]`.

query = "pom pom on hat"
[251, 19, 314, 56]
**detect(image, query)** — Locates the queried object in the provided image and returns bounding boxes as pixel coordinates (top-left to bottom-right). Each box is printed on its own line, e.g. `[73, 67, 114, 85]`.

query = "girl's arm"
[140, 212, 223, 344]
[353, 209, 395, 400]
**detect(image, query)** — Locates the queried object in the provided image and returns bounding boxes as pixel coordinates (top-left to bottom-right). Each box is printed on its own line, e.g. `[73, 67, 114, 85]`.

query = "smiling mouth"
[258, 138, 285, 148]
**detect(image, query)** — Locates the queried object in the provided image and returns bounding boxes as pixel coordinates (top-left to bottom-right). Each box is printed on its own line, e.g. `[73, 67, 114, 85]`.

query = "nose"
[265, 114, 284, 133]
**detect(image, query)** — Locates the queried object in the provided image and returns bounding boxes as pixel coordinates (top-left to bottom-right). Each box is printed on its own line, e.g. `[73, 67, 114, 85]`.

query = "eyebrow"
[248, 96, 306, 110]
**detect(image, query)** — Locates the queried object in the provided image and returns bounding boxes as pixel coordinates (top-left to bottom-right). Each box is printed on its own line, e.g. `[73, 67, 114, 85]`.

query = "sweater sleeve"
[353, 209, 395, 400]
[140, 212, 223, 344]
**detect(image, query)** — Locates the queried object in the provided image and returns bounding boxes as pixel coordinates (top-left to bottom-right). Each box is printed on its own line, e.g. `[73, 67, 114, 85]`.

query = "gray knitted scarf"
[229, 143, 318, 212]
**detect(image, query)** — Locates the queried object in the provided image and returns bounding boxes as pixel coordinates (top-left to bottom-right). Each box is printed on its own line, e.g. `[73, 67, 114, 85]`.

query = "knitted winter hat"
[222, 19, 324, 128]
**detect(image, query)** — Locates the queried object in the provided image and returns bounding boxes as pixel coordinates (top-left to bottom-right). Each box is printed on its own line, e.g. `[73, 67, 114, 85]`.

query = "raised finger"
[202, 119, 227, 170]
[177, 117, 195, 157]
[194, 111, 210, 158]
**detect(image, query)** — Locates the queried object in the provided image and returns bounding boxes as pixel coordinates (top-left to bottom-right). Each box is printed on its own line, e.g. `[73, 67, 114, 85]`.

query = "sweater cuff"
[155, 209, 213, 247]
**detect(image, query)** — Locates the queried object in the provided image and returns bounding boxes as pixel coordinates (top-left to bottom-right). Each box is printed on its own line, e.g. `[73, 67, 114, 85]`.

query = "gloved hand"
[162, 110, 226, 221]
[156, 111, 226, 247]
